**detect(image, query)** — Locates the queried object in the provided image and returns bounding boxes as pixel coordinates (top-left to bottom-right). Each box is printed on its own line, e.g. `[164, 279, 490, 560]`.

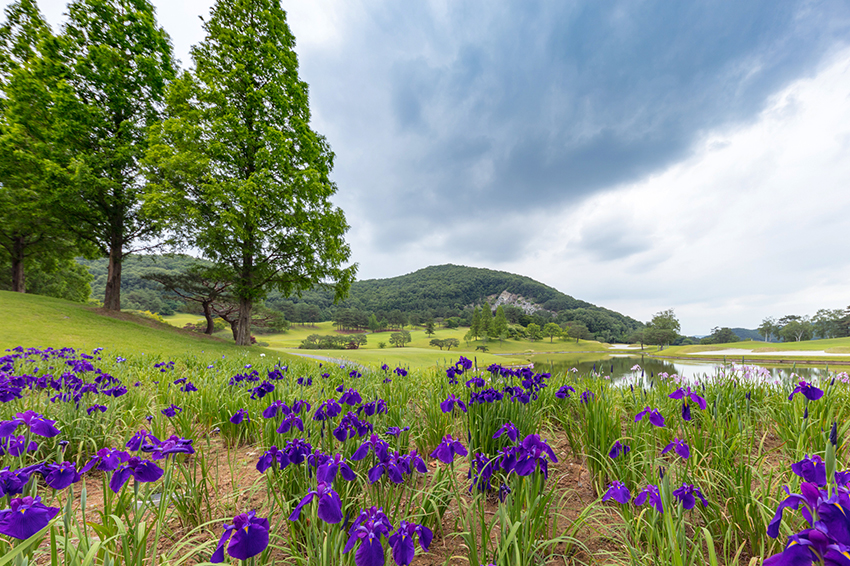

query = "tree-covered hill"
[81, 259, 643, 342]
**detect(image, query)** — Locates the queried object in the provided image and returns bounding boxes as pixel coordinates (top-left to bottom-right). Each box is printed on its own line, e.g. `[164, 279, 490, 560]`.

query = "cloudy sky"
[13, 0, 850, 334]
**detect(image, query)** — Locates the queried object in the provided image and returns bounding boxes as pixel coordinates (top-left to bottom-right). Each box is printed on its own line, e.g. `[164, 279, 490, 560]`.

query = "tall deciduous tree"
[644, 309, 680, 349]
[144, 0, 355, 345]
[0, 0, 79, 293]
[39, 0, 176, 310]
[757, 316, 777, 342]
[543, 322, 561, 342]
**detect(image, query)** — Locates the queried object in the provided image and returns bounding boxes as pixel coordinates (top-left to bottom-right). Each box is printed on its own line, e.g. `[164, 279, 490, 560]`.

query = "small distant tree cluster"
[700, 327, 741, 345]
[564, 321, 591, 343]
[300, 334, 366, 349]
[389, 330, 411, 347]
[526, 323, 543, 342]
[429, 338, 459, 351]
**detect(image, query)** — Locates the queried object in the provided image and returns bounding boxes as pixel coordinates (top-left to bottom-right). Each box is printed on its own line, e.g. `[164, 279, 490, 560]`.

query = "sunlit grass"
[0, 291, 297, 363]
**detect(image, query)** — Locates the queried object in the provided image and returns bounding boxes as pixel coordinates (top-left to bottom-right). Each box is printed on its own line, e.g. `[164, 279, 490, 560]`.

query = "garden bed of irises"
[1, 346, 849, 566]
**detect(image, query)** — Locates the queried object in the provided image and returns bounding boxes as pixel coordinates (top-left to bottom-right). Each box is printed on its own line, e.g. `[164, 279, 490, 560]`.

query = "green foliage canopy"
[144, 0, 355, 345]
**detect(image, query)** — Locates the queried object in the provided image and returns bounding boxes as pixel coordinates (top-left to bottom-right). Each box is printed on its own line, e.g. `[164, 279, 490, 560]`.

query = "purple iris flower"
[349, 369, 362, 379]
[314, 453, 356, 484]
[669, 387, 707, 410]
[277, 413, 305, 434]
[602, 481, 631, 504]
[766, 482, 850, 541]
[555, 385, 575, 399]
[289, 481, 343, 524]
[672, 483, 709, 510]
[468, 452, 496, 492]
[81, 447, 128, 473]
[340, 388, 362, 406]
[334, 412, 373, 441]
[0, 410, 61, 438]
[257, 445, 290, 473]
[635, 407, 665, 427]
[230, 409, 249, 424]
[394, 367, 407, 377]
[493, 422, 519, 442]
[143, 435, 194, 460]
[211, 510, 270, 563]
[161, 404, 182, 418]
[387, 520, 433, 566]
[580, 390, 594, 404]
[249, 381, 276, 400]
[681, 403, 692, 421]
[661, 438, 690, 460]
[109, 456, 164, 492]
[262, 400, 291, 419]
[789, 381, 824, 401]
[0, 435, 38, 457]
[608, 441, 630, 459]
[791, 455, 827, 486]
[513, 434, 558, 478]
[39, 461, 83, 490]
[126, 430, 160, 452]
[285, 438, 313, 465]
[635, 484, 664, 514]
[763, 528, 844, 566]
[86, 404, 107, 415]
[440, 394, 467, 414]
[352, 434, 391, 462]
[368, 453, 406, 484]
[358, 399, 388, 417]
[291, 399, 312, 414]
[296, 377, 312, 386]
[446, 367, 458, 384]
[0, 496, 60, 539]
[465, 377, 485, 388]
[313, 399, 342, 421]
[180, 381, 198, 393]
[386, 426, 410, 437]
[344, 507, 394, 566]
[0, 465, 41, 497]
[401, 451, 429, 475]
[430, 435, 468, 465]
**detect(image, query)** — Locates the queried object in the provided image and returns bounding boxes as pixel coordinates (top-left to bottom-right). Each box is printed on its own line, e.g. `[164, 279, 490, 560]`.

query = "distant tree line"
[757, 309, 850, 342]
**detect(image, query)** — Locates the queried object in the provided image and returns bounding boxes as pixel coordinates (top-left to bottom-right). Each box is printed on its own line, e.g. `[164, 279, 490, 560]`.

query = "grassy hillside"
[0, 291, 289, 363]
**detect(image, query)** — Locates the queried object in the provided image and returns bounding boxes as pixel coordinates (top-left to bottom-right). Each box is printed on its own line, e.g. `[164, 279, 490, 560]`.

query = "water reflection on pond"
[530, 354, 838, 383]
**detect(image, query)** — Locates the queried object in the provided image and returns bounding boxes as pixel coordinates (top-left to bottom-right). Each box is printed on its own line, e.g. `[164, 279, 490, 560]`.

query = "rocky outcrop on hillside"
[487, 290, 541, 314]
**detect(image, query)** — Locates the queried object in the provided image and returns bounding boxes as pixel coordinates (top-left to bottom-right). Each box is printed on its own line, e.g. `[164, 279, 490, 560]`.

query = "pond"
[528, 353, 839, 383]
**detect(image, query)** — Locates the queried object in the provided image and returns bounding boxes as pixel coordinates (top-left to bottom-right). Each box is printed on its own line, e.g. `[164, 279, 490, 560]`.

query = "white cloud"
[505, 48, 850, 334]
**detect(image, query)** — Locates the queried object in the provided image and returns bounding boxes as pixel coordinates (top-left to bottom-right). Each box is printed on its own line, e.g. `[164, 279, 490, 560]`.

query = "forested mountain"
[731, 327, 766, 342]
[82, 259, 642, 342]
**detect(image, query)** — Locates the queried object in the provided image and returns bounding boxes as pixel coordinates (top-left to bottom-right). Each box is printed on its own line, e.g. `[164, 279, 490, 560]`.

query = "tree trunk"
[103, 240, 123, 311]
[11, 236, 25, 293]
[230, 319, 239, 341]
[235, 296, 252, 345]
[202, 301, 215, 335]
